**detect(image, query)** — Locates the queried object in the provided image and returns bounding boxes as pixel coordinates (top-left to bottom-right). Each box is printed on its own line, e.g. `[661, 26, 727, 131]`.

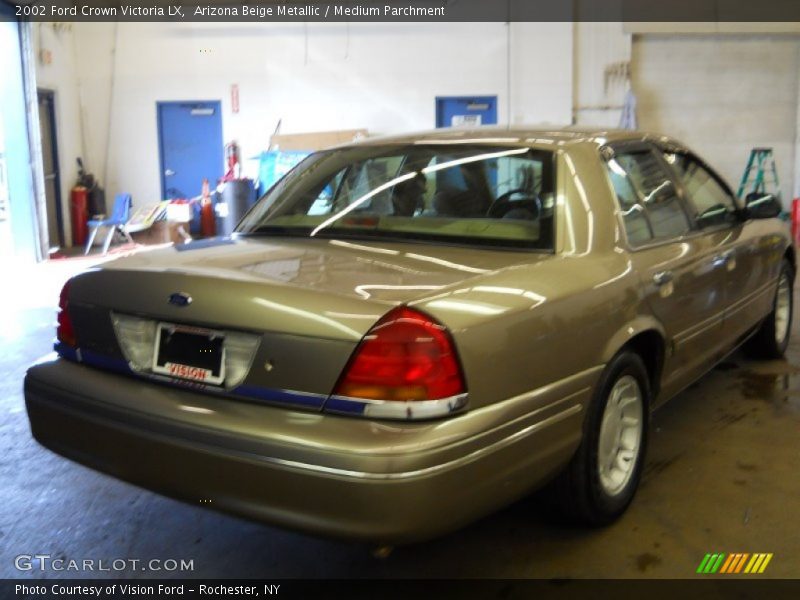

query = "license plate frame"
[152, 322, 226, 386]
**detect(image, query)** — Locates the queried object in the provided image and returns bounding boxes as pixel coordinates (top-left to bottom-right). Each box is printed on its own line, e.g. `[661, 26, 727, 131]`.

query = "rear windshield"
[237, 144, 556, 250]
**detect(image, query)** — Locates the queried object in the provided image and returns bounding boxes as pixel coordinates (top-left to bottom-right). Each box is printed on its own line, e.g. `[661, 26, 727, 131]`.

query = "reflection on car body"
[25, 127, 793, 543]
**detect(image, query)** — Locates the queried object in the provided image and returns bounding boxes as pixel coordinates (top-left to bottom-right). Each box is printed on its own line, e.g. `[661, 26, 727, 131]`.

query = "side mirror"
[744, 192, 782, 219]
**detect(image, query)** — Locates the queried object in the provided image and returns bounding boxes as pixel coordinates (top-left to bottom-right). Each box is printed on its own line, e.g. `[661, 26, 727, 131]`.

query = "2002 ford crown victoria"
[25, 128, 793, 543]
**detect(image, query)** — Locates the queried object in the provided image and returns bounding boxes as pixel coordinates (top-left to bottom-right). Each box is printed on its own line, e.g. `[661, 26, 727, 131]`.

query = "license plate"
[152, 323, 226, 385]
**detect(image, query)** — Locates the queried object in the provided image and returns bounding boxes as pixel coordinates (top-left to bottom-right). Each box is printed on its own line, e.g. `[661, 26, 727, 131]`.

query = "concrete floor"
[1, 258, 799, 579]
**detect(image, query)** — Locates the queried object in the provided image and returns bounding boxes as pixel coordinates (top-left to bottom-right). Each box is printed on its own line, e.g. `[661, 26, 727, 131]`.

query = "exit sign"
[231, 84, 239, 114]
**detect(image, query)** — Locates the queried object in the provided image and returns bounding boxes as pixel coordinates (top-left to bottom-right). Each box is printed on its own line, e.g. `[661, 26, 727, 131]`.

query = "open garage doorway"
[0, 12, 40, 264]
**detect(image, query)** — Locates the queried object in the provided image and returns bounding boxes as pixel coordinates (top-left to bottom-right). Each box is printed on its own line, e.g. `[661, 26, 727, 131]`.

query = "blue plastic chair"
[84, 193, 133, 255]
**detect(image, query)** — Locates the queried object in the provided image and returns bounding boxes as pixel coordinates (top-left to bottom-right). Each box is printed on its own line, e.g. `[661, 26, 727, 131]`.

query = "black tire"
[744, 259, 794, 359]
[552, 351, 650, 526]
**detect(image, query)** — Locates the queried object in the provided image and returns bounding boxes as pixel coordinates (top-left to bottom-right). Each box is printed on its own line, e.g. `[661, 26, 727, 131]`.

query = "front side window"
[664, 152, 738, 228]
[238, 145, 555, 250]
[606, 149, 691, 245]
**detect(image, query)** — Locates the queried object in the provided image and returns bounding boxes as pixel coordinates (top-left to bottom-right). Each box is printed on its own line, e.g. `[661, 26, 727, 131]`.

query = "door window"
[606, 159, 653, 245]
[664, 152, 738, 228]
[606, 149, 691, 245]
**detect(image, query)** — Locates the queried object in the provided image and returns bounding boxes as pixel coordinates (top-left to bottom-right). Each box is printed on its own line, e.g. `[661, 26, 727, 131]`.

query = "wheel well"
[622, 330, 665, 399]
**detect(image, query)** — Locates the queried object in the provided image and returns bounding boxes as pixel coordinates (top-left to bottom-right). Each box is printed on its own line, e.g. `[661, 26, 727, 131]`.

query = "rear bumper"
[24, 358, 589, 543]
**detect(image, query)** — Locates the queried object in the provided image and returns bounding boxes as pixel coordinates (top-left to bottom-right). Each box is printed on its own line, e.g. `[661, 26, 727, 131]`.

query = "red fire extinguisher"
[223, 141, 240, 181]
[70, 186, 89, 246]
[200, 178, 216, 238]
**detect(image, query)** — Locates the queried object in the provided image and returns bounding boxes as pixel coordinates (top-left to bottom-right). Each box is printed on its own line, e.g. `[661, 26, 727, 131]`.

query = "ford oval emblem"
[168, 292, 192, 307]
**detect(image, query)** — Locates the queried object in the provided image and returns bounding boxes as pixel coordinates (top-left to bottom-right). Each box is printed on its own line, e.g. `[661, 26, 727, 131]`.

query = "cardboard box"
[270, 129, 368, 152]
[168, 221, 192, 244]
[130, 220, 192, 246]
[131, 220, 170, 245]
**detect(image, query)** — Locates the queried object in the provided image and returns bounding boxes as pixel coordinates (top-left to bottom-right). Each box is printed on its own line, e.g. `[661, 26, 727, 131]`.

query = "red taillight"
[333, 307, 465, 402]
[57, 280, 76, 347]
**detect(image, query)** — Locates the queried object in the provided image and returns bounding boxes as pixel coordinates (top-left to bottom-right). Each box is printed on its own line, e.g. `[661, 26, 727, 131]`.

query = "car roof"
[336, 126, 682, 151]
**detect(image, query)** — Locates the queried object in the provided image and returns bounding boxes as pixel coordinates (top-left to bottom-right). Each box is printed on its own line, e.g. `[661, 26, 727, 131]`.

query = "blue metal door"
[435, 96, 498, 128]
[157, 101, 223, 201]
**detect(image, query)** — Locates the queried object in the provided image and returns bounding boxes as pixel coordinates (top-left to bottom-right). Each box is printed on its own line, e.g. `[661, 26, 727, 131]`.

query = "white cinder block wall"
[32, 21, 800, 246]
[633, 35, 800, 203]
[573, 22, 632, 127]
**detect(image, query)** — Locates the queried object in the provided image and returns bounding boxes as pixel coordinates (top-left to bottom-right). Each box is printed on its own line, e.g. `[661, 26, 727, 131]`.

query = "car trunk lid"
[72, 236, 534, 339]
[63, 237, 538, 405]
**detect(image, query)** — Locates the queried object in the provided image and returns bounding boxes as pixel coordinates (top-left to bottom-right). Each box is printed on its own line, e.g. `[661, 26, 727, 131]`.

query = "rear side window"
[606, 149, 691, 245]
[664, 152, 738, 228]
[606, 160, 652, 245]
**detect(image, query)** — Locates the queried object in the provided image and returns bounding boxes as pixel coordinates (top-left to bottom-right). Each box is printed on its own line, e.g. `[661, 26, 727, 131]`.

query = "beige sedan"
[25, 128, 793, 543]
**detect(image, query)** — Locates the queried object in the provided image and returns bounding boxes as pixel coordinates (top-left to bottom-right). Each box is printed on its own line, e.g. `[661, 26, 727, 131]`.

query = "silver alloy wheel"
[774, 272, 792, 346]
[597, 375, 643, 497]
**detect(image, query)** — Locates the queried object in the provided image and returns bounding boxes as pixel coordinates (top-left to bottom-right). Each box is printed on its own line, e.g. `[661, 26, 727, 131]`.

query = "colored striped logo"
[696, 553, 773, 574]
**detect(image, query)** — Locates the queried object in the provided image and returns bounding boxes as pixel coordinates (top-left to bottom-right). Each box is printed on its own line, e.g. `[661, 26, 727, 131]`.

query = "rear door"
[605, 144, 731, 398]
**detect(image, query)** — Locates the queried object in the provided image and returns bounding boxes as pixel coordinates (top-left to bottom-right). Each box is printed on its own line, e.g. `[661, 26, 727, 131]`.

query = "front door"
[157, 101, 223, 202]
[662, 150, 784, 343]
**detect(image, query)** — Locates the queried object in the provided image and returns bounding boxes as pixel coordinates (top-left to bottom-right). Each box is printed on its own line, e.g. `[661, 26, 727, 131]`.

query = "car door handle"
[653, 271, 673, 287]
[165, 169, 175, 176]
[712, 250, 735, 269]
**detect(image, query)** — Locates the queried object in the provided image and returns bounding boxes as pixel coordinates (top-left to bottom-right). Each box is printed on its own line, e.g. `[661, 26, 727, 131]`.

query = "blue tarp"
[256, 151, 311, 196]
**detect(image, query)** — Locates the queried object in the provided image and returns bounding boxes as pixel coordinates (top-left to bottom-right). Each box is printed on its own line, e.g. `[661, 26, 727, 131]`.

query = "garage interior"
[2, 16, 800, 579]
